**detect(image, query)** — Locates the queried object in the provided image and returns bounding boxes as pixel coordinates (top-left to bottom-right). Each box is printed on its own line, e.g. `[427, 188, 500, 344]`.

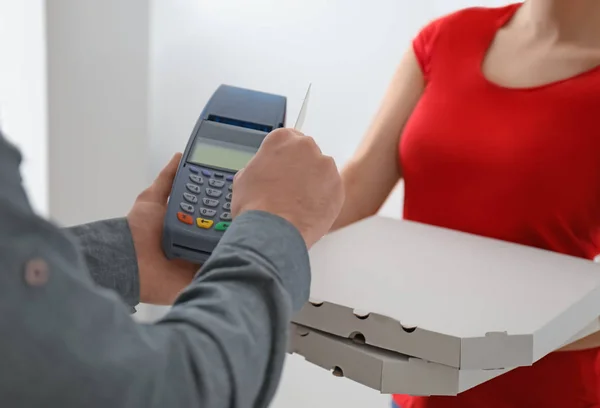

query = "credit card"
[294, 83, 312, 131]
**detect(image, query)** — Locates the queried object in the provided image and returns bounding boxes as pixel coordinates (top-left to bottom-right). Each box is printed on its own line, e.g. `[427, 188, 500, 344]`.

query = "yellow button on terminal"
[196, 218, 214, 229]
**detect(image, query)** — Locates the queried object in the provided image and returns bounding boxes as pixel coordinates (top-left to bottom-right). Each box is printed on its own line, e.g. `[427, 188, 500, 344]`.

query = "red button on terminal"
[177, 212, 194, 225]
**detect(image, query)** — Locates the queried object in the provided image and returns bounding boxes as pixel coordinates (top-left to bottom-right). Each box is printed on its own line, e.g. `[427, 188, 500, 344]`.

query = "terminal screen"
[188, 139, 255, 171]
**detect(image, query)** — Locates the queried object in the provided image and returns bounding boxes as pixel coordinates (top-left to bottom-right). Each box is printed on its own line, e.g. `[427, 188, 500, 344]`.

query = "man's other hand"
[127, 153, 198, 305]
[232, 128, 344, 249]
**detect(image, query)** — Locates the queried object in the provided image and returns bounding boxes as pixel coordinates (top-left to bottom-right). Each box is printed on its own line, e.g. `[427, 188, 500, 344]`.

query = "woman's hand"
[558, 330, 600, 352]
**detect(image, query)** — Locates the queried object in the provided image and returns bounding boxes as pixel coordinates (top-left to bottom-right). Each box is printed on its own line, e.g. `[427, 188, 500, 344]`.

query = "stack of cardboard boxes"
[288, 216, 600, 396]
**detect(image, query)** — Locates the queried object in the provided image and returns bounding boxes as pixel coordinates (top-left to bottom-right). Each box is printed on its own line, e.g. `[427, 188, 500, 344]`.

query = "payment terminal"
[162, 84, 287, 264]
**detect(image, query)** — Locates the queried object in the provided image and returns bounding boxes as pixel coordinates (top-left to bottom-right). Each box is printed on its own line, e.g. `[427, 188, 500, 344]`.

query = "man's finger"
[287, 129, 304, 136]
[232, 168, 245, 188]
[152, 153, 182, 202]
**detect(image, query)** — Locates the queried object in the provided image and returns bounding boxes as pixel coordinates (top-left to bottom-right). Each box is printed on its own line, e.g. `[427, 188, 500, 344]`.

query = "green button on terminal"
[215, 222, 231, 231]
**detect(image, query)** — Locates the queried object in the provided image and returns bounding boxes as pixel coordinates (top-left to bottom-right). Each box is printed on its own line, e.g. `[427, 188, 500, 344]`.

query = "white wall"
[149, 0, 422, 221]
[0, 0, 48, 216]
[149, 1, 513, 407]
[46, 0, 150, 226]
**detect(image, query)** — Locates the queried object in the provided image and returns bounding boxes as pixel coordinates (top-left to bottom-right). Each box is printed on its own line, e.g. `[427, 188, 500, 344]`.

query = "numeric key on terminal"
[180, 202, 194, 213]
[206, 188, 222, 198]
[220, 212, 232, 221]
[209, 179, 225, 188]
[186, 183, 201, 194]
[223, 202, 231, 210]
[226, 192, 233, 201]
[183, 192, 198, 203]
[189, 174, 204, 184]
[199, 208, 216, 217]
[202, 198, 219, 207]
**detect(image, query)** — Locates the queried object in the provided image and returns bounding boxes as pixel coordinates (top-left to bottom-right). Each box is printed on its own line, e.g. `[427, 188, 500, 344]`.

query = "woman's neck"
[515, 0, 600, 43]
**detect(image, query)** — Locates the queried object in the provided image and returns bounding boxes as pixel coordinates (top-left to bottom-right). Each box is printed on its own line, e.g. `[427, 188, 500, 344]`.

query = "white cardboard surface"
[293, 216, 600, 370]
[288, 324, 510, 396]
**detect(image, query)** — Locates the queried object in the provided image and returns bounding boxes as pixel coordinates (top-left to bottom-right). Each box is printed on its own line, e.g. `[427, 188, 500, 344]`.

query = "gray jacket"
[0, 133, 310, 407]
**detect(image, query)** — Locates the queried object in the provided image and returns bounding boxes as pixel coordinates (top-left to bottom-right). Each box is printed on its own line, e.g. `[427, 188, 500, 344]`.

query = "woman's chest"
[400, 80, 600, 216]
[401, 82, 600, 184]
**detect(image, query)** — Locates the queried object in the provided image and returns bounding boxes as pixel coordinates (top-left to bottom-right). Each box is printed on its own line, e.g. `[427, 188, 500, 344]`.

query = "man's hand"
[232, 128, 344, 249]
[127, 153, 198, 305]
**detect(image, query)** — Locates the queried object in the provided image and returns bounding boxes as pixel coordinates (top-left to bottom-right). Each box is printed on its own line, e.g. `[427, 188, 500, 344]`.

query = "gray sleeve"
[66, 218, 140, 307]
[0, 134, 310, 408]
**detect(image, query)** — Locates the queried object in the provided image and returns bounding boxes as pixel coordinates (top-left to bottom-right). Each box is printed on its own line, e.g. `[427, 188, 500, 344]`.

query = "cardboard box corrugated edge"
[289, 323, 460, 396]
[293, 299, 600, 372]
[380, 355, 459, 396]
[289, 320, 600, 395]
[292, 300, 461, 368]
[290, 323, 385, 392]
[293, 300, 600, 371]
[290, 324, 514, 396]
[447, 315, 600, 377]
[460, 332, 533, 370]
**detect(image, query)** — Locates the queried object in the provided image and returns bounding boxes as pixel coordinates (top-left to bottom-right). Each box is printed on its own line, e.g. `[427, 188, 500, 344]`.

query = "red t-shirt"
[395, 4, 600, 408]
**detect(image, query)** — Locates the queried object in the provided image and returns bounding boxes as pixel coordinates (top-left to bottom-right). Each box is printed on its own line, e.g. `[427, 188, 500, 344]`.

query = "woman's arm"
[331, 48, 426, 231]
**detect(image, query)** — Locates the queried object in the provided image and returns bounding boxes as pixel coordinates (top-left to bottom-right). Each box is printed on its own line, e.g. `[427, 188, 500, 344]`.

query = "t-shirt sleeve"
[412, 18, 444, 82]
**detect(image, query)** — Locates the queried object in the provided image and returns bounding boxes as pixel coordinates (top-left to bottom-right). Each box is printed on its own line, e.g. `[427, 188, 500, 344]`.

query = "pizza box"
[293, 216, 600, 370]
[288, 323, 510, 396]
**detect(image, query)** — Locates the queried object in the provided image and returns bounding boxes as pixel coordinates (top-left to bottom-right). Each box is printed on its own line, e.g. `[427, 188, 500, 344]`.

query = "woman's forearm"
[331, 161, 400, 231]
